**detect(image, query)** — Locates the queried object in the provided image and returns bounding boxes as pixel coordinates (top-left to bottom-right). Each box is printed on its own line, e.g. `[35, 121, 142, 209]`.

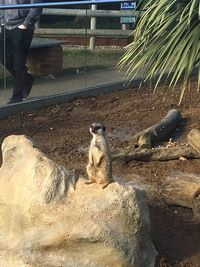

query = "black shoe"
[23, 73, 35, 98]
[7, 97, 23, 105]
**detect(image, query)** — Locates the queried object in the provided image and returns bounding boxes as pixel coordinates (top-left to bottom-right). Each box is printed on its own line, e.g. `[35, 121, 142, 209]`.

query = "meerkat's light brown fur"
[86, 123, 113, 189]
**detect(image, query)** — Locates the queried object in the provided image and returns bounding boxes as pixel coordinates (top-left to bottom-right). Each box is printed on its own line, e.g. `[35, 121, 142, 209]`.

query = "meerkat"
[86, 122, 113, 189]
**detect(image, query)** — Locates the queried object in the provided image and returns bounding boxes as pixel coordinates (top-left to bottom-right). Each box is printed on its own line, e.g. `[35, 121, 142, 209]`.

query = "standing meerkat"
[86, 122, 113, 189]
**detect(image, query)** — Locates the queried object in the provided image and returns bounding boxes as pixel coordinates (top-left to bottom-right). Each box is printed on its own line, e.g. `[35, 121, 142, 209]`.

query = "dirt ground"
[0, 81, 200, 266]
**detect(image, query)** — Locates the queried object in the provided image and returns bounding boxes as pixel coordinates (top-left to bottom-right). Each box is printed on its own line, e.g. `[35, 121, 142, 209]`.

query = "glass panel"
[0, 25, 13, 105]
[84, 2, 127, 88]
[0, 1, 132, 106]
[0, 4, 89, 105]
[29, 6, 88, 98]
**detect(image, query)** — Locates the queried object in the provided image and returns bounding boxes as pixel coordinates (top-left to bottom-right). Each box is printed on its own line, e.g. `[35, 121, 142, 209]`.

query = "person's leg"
[23, 72, 35, 98]
[0, 27, 15, 76]
[9, 28, 34, 101]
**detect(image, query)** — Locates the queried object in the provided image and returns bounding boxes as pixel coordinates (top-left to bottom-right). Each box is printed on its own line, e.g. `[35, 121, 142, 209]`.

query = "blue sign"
[121, 2, 136, 10]
[121, 1, 137, 24]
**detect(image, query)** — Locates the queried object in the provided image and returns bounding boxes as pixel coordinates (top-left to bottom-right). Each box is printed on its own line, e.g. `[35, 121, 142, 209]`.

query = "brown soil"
[0, 82, 200, 266]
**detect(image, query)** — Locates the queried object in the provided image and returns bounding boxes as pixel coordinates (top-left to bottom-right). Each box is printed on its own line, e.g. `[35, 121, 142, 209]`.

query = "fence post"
[89, 2, 97, 50]
[121, 24, 127, 30]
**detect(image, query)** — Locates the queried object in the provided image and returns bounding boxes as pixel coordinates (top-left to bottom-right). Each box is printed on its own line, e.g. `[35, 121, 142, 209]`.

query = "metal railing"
[0, 0, 134, 9]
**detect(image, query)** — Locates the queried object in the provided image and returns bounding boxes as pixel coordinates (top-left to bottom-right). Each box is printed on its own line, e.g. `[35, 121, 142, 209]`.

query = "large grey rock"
[0, 135, 157, 267]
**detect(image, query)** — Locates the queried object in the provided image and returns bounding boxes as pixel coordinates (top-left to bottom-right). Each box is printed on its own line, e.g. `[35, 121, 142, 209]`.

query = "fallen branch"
[112, 144, 200, 162]
[132, 109, 182, 148]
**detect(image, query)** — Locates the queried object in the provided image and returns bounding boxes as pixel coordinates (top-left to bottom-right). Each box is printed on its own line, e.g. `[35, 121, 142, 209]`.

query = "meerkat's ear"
[102, 125, 106, 132]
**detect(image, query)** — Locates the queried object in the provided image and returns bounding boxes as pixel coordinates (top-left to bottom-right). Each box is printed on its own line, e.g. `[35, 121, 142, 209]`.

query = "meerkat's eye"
[94, 126, 101, 131]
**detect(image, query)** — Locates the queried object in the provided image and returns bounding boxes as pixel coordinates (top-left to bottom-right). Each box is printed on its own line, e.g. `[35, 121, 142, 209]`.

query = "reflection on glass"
[0, 1, 42, 105]
[0, 2, 131, 106]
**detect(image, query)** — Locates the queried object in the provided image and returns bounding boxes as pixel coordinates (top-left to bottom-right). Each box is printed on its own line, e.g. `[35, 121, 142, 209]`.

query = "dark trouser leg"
[0, 26, 15, 76]
[8, 28, 34, 100]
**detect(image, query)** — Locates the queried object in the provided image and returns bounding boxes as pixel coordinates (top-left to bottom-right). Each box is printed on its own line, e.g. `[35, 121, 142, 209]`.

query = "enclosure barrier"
[0, 0, 136, 111]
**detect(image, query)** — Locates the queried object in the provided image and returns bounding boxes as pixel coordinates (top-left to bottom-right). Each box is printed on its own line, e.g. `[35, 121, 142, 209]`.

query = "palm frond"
[118, 0, 200, 103]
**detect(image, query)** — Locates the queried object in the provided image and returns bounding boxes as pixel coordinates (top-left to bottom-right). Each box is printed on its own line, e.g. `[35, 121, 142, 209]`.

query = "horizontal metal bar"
[43, 8, 138, 18]
[0, 0, 133, 10]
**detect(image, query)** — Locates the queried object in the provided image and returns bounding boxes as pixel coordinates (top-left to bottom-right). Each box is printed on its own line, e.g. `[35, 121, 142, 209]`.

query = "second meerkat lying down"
[86, 122, 113, 189]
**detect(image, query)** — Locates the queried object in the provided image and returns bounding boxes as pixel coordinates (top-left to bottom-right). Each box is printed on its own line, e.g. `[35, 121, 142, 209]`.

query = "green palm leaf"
[118, 0, 200, 103]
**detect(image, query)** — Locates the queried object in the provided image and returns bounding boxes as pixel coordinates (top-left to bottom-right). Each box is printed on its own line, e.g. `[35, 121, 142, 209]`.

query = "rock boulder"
[0, 135, 157, 267]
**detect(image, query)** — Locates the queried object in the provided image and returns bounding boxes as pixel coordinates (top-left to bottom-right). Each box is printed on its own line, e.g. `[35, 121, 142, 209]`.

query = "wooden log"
[162, 172, 200, 209]
[187, 128, 200, 153]
[132, 109, 182, 148]
[112, 144, 200, 162]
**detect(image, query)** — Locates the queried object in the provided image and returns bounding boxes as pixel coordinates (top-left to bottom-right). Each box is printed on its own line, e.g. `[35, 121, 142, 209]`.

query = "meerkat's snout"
[90, 122, 106, 135]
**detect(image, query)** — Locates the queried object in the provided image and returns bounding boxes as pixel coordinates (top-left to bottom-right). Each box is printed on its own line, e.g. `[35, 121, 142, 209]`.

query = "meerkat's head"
[90, 123, 106, 136]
